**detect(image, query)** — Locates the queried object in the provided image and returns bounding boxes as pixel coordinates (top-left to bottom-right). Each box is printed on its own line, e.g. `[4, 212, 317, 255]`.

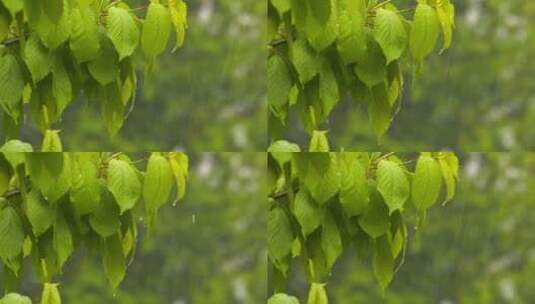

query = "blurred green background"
[288, 153, 535, 303]
[284, 1, 535, 151]
[4, 152, 266, 303]
[1, 0, 266, 152]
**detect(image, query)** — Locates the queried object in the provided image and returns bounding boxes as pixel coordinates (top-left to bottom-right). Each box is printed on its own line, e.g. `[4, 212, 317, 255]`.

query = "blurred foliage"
[3, 0, 265, 152]
[292, 153, 535, 303]
[4, 152, 266, 303]
[285, 0, 535, 151]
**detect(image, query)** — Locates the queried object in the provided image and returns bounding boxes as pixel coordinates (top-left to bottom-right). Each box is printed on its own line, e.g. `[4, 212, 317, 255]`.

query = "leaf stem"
[374, 0, 392, 9]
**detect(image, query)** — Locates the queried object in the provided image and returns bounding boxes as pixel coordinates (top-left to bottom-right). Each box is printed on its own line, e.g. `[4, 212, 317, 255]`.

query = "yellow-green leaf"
[307, 283, 328, 304]
[102, 234, 126, 291]
[41, 283, 61, 304]
[373, 8, 407, 64]
[107, 159, 141, 214]
[410, 3, 439, 61]
[169, 152, 188, 203]
[107, 7, 139, 60]
[169, 0, 188, 52]
[412, 155, 442, 211]
[142, 3, 172, 57]
[376, 159, 409, 214]
[0, 54, 25, 119]
[143, 153, 173, 218]
[41, 130, 63, 152]
[0, 206, 25, 260]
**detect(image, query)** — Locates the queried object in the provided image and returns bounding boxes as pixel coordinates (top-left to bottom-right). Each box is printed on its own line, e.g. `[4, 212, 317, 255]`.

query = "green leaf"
[0, 206, 25, 260]
[271, 0, 291, 15]
[0, 293, 32, 304]
[309, 130, 330, 152]
[318, 60, 339, 117]
[70, 6, 100, 63]
[103, 234, 126, 290]
[268, 293, 300, 304]
[107, 158, 141, 214]
[368, 83, 392, 139]
[294, 190, 323, 236]
[35, 0, 71, 50]
[291, 37, 319, 84]
[373, 235, 394, 291]
[435, 0, 455, 52]
[169, 0, 188, 52]
[100, 84, 125, 137]
[410, 3, 439, 61]
[23, 0, 41, 27]
[339, 153, 369, 217]
[296, 153, 340, 205]
[376, 159, 409, 214]
[309, 0, 331, 24]
[0, 54, 25, 119]
[0, 9, 9, 42]
[51, 56, 73, 115]
[304, 0, 338, 52]
[0, 156, 10, 195]
[321, 211, 342, 270]
[168, 152, 188, 203]
[26, 153, 64, 196]
[70, 154, 101, 216]
[373, 8, 407, 64]
[41, 283, 61, 304]
[88, 33, 119, 86]
[42, 0, 63, 22]
[358, 191, 390, 238]
[438, 152, 459, 204]
[353, 34, 386, 88]
[143, 153, 173, 222]
[0, 140, 33, 168]
[268, 54, 293, 109]
[412, 155, 442, 211]
[23, 35, 53, 84]
[142, 3, 172, 57]
[2, 0, 23, 16]
[89, 189, 121, 238]
[41, 130, 63, 152]
[268, 140, 301, 164]
[337, 10, 367, 64]
[25, 153, 72, 203]
[107, 7, 139, 61]
[307, 283, 328, 304]
[53, 210, 73, 268]
[268, 207, 294, 264]
[25, 189, 56, 236]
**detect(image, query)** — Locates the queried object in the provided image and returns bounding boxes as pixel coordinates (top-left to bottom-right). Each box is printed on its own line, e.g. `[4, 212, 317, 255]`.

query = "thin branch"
[374, 0, 392, 9]
[2, 190, 21, 199]
[376, 152, 396, 162]
[269, 39, 288, 48]
[130, 5, 150, 12]
[1, 32, 29, 47]
[269, 190, 290, 200]
[269, 185, 299, 200]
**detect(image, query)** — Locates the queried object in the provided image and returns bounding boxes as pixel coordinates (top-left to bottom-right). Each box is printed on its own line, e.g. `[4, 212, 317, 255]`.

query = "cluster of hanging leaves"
[267, 151, 459, 303]
[0, 149, 189, 303]
[268, 0, 456, 146]
[0, 0, 188, 143]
